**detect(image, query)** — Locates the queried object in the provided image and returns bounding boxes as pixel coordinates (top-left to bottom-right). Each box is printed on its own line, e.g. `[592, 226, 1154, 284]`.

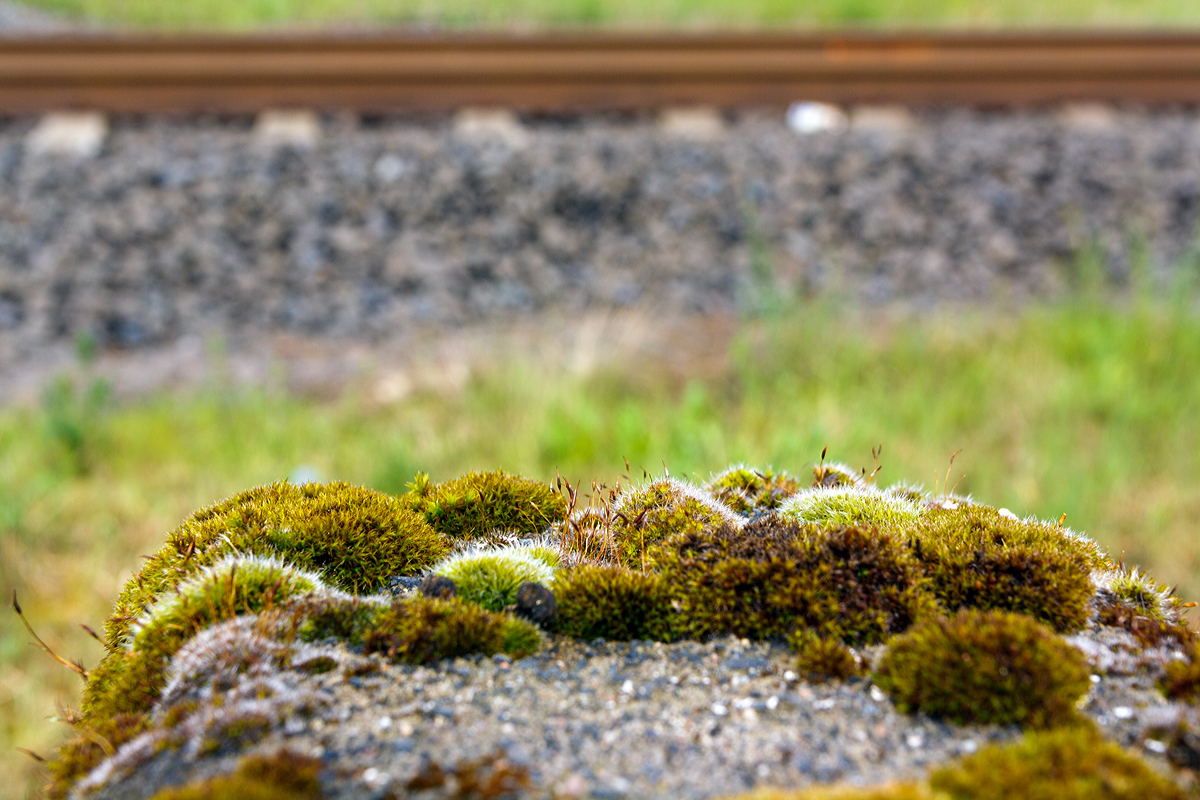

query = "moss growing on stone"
[790, 628, 867, 682]
[706, 464, 800, 516]
[901, 505, 1104, 633]
[1160, 641, 1200, 703]
[131, 556, 323, 657]
[780, 487, 924, 529]
[362, 595, 541, 663]
[45, 712, 149, 800]
[609, 477, 742, 568]
[554, 564, 675, 641]
[929, 725, 1190, 800]
[145, 749, 325, 800]
[656, 517, 933, 644]
[106, 481, 448, 647]
[873, 610, 1091, 729]
[811, 460, 867, 489]
[401, 470, 566, 540]
[430, 544, 557, 612]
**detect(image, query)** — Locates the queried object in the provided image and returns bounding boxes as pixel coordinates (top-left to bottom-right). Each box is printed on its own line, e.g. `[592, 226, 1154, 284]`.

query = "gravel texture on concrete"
[3, 107, 1200, 370]
[76, 601, 1198, 800]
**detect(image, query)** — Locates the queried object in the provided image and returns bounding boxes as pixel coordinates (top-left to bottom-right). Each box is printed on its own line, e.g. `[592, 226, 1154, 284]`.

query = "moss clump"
[106, 481, 448, 647]
[873, 610, 1091, 728]
[811, 461, 866, 489]
[362, 596, 541, 663]
[902, 505, 1104, 633]
[401, 470, 566, 540]
[780, 487, 924, 529]
[929, 725, 1190, 800]
[430, 544, 557, 612]
[656, 517, 933, 644]
[706, 464, 800, 516]
[1160, 641, 1200, 703]
[132, 556, 323, 657]
[790, 628, 867, 682]
[145, 749, 325, 800]
[46, 713, 149, 800]
[554, 564, 675, 641]
[609, 477, 742, 567]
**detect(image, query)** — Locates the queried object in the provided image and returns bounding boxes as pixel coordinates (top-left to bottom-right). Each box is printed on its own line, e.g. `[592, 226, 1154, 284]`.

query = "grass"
[19, 0, 1200, 30]
[2, 294, 1200, 798]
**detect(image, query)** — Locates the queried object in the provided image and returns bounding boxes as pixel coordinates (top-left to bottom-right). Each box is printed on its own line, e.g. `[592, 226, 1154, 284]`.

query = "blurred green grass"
[3, 295, 1200, 797]
[20, 0, 1200, 29]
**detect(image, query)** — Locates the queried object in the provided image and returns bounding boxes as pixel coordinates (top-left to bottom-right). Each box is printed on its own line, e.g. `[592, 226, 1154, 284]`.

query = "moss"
[293, 595, 388, 646]
[780, 487, 924, 529]
[929, 725, 1190, 800]
[609, 477, 741, 568]
[811, 461, 866, 489]
[106, 481, 448, 647]
[131, 556, 323, 659]
[45, 713, 149, 800]
[884, 482, 927, 503]
[431, 544, 557, 612]
[656, 517, 934, 644]
[554, 564, 675, 641]
[403, 749, 532, 797]
[1159, 640, 1200, 703]
[873, 610, 1091, 728]
[401, 470, 566, 540]
[1094, 586, 1196, 650]
[362, 596, 541, 664]
[902, 505, 1104, 633]
[145, 749, 325, 800]
[706, 464, 800, 516]
[719, 785, 930, 800]
[790, 628, 867, 682]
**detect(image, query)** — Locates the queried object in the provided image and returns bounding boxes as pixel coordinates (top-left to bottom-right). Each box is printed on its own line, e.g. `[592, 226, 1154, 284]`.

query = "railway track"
[2, 31, 1200, 113]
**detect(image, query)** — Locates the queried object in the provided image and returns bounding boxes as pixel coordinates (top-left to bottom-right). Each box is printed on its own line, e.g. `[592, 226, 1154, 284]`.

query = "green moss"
[609, 477, 741, 568]
[362, 596, 541, 663]
[145, 749, 325, 800]
[811, 461, 867, 489]
[45, 713, 149, 800]
[902, 505, 1104, 633]
[873, 610, 1091, 728]
[106, 481, 448, 647]
[1160, 640, 1200, 703]
[779, 487, 924, 529]
[293, 595, 387, 646]
[554, 564, 675, 641]
[401, 470, 566, 540]
[706, 464, 800, 516]
[656, 517, 933, 644]
[790, 628, 867, 682]
[132, 556, 322, 658]
[929, 725, 1190, 800]
[1095, 567, 1177, 623]
[431, 544, 556, 612]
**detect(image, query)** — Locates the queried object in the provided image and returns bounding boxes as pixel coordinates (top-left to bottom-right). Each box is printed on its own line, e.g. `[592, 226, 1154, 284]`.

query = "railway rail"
[2, 31, 1200, 113]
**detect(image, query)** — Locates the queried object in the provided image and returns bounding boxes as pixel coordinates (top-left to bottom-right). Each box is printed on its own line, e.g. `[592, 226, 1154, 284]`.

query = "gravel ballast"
[4, 107, 1200, 370]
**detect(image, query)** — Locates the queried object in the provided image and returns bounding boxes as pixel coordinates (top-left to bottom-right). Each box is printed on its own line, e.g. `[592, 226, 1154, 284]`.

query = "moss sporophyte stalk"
[32, 458, 1200, 799]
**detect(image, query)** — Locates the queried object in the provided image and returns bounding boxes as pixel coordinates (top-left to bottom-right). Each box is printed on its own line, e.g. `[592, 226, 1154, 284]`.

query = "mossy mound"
[430, 544, 557, 612]
[608, 477, 742, 567]
[811, 461, 867, 489]
[790, 629, 867, 682]
[873, 610, 1091, 728]
[106, 481, 448, 647]
[706, 465, 801, 516]
[554, 564, 675, 641]
[900, 505, 1104, 633]
[655, 516, 933, 644]
[780, 487, 924, 529]
[401, 470, 566, 540]
[145, 750, 325, 800]
[929, 725, 1191, 800]
[362, 595, 541, 663]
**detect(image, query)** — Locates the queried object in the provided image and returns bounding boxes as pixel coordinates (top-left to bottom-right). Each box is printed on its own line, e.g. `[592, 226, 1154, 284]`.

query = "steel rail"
[2, 31, 1200, 113]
